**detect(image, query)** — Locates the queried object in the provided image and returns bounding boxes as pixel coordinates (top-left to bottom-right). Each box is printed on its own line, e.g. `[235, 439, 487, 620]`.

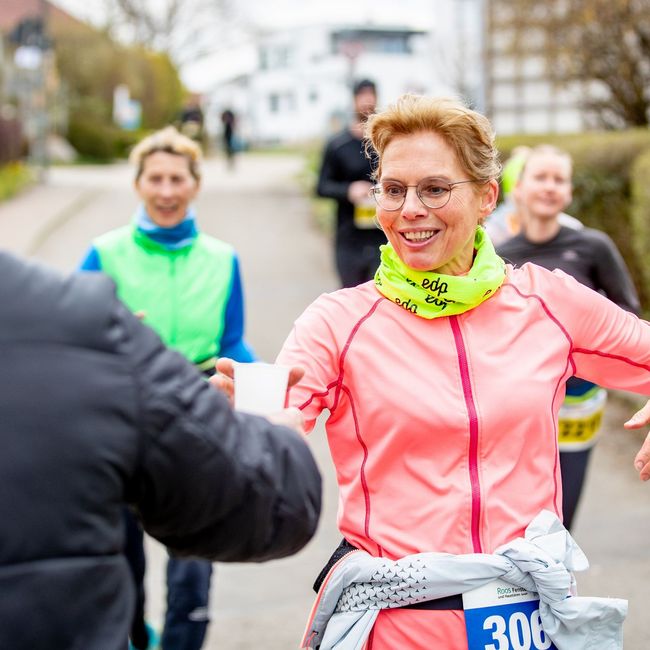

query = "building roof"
[0, 0, 84, 35]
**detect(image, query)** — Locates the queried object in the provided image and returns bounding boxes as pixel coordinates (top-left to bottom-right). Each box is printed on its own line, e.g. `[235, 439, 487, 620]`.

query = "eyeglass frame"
[370, 177, 485, 211]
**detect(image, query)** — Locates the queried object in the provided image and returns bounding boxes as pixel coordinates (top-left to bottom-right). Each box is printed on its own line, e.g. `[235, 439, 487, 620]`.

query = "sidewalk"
[0, 154, 308, 258]
[0, 181, 94, 256]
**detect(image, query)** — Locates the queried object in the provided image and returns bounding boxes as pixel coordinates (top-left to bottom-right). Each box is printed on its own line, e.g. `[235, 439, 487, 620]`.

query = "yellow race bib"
[558, 388, 607, 450]
[353, 202, 376, 229]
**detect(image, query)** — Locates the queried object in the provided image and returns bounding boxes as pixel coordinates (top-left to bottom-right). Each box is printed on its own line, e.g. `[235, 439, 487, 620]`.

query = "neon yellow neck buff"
[374, 227, 505, 319]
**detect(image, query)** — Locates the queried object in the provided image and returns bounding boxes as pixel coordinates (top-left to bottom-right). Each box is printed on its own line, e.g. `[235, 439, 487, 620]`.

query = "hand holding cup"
[211, 359, 305, 430]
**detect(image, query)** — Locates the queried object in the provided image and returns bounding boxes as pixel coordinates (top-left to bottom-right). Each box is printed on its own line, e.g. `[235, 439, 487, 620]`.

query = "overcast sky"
[50, 0, 460, 91]
[51, 0, 440, 29]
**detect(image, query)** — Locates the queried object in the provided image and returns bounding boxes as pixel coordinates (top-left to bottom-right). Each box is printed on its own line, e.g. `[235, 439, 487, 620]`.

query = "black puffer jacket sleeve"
[112, 296, 322, 562]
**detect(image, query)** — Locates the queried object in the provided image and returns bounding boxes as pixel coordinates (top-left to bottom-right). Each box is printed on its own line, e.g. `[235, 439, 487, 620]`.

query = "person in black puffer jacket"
[0, 251, 321, 650]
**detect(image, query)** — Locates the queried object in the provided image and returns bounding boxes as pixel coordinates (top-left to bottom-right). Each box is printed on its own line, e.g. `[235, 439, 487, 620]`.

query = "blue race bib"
[463, 579, 557, 650]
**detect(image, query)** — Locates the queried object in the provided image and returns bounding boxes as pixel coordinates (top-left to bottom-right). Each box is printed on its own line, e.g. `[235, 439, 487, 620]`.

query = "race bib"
[463, 579, 557, 650]
[558, 387, 607, 450]
[353, 202, 376, 229]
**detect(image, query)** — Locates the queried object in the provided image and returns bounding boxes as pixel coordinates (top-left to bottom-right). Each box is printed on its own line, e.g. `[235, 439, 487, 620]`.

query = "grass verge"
[0, 162, 34, 202]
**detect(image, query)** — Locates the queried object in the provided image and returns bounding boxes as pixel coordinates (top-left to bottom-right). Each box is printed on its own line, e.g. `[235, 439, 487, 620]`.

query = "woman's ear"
[479, 179, 499, 218]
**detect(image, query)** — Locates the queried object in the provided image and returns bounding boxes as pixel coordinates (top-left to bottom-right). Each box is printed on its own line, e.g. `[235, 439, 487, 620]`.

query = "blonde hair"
[519, 144, 573, 179]
[130, 126, 202, 181]
[365, 95, 501, 183]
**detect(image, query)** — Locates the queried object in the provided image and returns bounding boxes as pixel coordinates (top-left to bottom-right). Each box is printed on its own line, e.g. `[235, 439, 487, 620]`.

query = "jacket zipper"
[450, 315, 482, 553]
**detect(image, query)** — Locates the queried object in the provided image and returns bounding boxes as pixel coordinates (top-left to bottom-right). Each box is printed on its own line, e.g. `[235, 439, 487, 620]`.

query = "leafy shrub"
[53, 21, 184, 161]
[66, 109, 148, 162]
[630, 149, 650, 296]
[67, 112, 119, 161]
[0, 162, 33, 201]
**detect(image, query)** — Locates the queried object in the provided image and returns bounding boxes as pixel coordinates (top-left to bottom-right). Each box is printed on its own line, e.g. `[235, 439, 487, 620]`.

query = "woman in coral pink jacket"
[219, 95, 650, 649]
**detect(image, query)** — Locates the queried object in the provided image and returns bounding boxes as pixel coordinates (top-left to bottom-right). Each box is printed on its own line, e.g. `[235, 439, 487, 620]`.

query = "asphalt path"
[2, 153, 648, 648]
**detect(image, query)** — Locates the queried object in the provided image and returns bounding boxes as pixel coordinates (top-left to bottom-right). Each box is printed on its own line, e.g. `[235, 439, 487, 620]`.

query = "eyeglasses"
[371, 177, 481, 211]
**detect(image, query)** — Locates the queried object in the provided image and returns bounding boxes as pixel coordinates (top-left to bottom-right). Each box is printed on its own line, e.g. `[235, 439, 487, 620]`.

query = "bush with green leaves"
[52, 19, 184, 161]
[0, 162, 33, 201]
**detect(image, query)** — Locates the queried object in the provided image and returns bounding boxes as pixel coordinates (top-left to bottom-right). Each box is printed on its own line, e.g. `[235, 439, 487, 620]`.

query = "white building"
[207, 23, 454, 146]
[481, 0, 594, 135]
[205, 6, 600, 145]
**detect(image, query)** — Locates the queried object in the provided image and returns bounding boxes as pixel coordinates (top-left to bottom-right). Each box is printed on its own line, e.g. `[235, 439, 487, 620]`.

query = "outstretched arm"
[119, 303, 321, 562]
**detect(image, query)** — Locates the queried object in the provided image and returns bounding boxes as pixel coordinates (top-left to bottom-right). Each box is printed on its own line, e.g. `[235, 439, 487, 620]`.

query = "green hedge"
[67, 109, 146, 162]
[497, 131, 650, 313]
[0, 162, 34, 202]
[630, 149, 650, 297]
[53, 23, 184, 162]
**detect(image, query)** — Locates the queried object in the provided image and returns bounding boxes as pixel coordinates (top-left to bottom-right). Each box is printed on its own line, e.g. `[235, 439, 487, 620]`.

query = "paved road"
[1, 154, 648, 648]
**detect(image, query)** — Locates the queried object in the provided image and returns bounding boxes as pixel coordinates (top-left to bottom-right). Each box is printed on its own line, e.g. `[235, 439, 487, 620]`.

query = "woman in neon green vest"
[79, 126, 255, 650]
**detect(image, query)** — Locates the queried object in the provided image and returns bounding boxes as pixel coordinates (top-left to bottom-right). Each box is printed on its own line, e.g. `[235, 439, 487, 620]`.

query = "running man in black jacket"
[0, 251, 321, 650]
[317, 79, 386, 287]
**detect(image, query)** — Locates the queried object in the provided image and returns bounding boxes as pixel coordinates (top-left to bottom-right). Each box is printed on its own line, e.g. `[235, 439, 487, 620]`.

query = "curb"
[25, 188, 97, 256]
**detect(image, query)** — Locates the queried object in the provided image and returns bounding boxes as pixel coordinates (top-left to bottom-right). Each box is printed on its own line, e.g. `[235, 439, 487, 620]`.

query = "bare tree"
[504, 0, 650, 127]
[102, 0, 248, 66]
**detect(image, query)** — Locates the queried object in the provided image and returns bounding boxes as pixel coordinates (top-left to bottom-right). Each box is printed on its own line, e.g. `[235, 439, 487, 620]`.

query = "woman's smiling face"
[514, 150, 573, 223]
[135, 151, 199, 227]
[375, 131, 498, 275]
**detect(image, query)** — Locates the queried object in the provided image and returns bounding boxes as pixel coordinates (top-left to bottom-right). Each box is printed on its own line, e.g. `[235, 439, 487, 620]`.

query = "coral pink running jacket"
[277, 264, 650, 649]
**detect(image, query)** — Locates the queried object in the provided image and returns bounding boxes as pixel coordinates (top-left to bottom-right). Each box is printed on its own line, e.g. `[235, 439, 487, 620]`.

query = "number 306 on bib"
[463, 579, 557, 650]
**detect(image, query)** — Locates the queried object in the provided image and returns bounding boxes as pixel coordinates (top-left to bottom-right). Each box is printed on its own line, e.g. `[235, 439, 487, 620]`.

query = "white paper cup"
[233, 362, 290, 416]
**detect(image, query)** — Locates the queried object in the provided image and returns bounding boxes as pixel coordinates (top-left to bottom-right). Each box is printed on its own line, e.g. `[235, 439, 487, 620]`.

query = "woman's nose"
[159, 180, 174, 196]
[401, 186, 426, 218]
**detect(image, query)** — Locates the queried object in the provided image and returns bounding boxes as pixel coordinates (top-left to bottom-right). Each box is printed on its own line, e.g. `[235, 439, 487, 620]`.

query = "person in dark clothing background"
[179, 94, 205, 144]
[221, 109, 237, 169]
[317, 79, 386, 287]
[0, 251, 321, 650]
[496, 144, 640, 531]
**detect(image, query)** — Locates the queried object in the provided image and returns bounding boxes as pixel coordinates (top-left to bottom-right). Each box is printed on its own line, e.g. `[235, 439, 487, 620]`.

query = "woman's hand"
[267, 407, 305, 435]
[209, 358, 305, 408]
[624, 399, 650, 481]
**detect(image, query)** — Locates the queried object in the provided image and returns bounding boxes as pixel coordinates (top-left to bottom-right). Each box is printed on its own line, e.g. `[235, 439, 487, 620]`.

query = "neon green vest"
[95, 225, 234, 363]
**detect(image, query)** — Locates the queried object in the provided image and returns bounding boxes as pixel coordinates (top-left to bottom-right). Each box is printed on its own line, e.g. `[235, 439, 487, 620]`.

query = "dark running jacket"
[0, 251, 321, 650]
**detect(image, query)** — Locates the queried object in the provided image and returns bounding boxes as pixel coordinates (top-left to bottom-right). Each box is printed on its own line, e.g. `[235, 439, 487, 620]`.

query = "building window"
[331, 30, 417, 57]
[259, 44, 293, 69]
[275, 46, 289, 68]
[373, 35, 409, 54]
[268, 92, 296, 113]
